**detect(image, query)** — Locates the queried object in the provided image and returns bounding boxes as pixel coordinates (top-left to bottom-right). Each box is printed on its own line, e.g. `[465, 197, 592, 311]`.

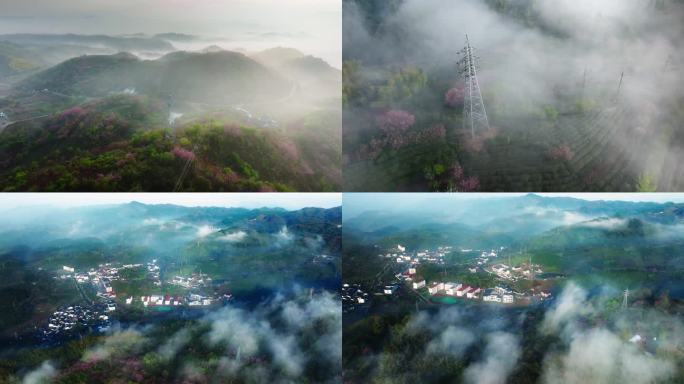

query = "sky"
[0, 193, 341, 211]
[0, 0, 342, 67]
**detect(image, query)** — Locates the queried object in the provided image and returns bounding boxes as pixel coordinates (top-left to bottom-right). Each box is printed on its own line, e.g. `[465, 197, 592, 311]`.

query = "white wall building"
[428, 282, 444, 295]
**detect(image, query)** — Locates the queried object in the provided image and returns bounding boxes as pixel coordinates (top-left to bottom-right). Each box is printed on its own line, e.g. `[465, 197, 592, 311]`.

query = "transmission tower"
[458, 34, 490, 138]
[622, 288, 629, 309]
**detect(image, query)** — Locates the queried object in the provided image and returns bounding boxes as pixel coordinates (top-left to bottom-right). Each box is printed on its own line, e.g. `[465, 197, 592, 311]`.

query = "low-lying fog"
[0, 0, 341, 68]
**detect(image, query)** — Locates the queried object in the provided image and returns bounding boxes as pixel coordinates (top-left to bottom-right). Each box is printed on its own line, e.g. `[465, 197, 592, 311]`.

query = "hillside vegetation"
[0, 95, 340, 191]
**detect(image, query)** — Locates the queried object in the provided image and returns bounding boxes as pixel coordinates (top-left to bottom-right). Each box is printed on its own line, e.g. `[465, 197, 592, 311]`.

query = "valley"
[342, 193, 684, 383]
[0, 198, 342, 383]
[0, 34, 342, 192]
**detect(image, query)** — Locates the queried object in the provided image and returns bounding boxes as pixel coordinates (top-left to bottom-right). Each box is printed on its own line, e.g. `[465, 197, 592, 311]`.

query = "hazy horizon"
[0, 0, 341, 67]
[0, 193, 342, 211]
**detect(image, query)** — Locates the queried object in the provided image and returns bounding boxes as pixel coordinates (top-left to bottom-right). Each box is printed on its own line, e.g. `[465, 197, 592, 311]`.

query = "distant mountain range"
[344, 194, 684, 248]
[0, 202, 342, 260]
[12, 50, 291, 104]
[345, 194, 684, 281]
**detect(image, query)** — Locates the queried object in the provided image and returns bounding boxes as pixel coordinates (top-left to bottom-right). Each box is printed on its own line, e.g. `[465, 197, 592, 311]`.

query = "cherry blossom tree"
[445, 86, 465, 108]
[376, 110, 415, 135]
[172, 146, 196, 161]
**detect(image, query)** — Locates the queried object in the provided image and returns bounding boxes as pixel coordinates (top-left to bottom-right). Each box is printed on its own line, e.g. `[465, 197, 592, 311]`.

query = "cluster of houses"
[475, 249, 501, 265]
[421, 281, 483, 299]
[147, 260, 162, 286]
[131, 293, 216, 307]
[482, 286, 515, 304]
[61, 264, 119, 299]
[42, 304, 111, 340]
[381, 244, 449, 267]
[188, 293, 213, 307]
[342, 283, 370, 313]
[489, 262, 543, 281]
[169, 273, 210, 289]
[139, 295, 184, 307]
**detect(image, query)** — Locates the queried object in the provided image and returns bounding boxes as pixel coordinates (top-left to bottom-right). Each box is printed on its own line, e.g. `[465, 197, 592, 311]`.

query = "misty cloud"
[196, 224, 218, 238]
[22, 361, 56, 384]
[0, 0, 341, 67]
[217, 230, 247, 242]
[578, 217, 628, 229]
[30, 293, 340, 382]
[275, 226, 294, 243]
[82, 328, 148, 362]
[344, 0, 684, 188]
[203, 293, 341, 382]
[540, 283, 682, 384]
[542, 328, 675, 384]
[426, 325, 475, 358]
[157, 328, 191, 361]
[463, 332, 520, 384]
[542, 282, 591, 335]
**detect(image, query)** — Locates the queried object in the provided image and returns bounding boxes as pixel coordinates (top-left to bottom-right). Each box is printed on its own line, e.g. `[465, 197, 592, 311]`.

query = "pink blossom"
[548, 144, 574, 161]
[459, 176, 480, 192]
[357, 138, 385, 161]
[450, 164, 464, 180]
[410, 124, 446, 144]
[172, 146, 196, 161]
[277, 139, 300, 161]
[61, 105, 86, 118]
[445, 86, 465, 107]
[376, 110, 415, 134]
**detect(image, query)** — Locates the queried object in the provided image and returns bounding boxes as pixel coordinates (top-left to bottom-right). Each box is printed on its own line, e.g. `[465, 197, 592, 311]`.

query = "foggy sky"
[0, 193, 342, 211]
[0, 0, 341, 67]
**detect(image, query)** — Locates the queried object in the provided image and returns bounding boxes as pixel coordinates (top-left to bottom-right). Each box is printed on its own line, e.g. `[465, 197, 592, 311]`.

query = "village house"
[466, 287, 481, 299]
[383, 285, 398, 295]
[445, 283, 463, 296]
[483, 290, 501, 302]
[456, 285, 469, 297]
[428, 282, 444, 295]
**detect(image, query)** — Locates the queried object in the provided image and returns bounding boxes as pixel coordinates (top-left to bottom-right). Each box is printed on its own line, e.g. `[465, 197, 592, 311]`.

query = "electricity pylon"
[458, 34, 490, 138]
